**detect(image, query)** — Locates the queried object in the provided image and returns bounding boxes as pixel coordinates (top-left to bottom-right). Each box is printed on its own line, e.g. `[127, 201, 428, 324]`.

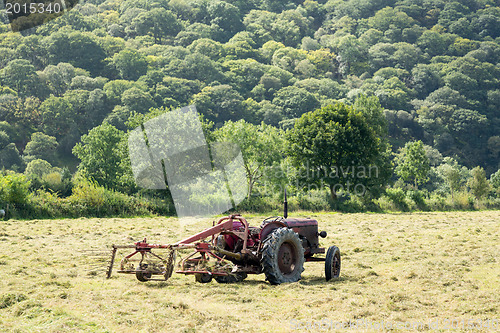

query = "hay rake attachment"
[107, 215, 247, 282]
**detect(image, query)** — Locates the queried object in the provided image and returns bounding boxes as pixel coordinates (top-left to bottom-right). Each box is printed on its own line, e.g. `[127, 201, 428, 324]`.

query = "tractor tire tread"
[260, 227, 304, 285]
[325, 245, 341, 281]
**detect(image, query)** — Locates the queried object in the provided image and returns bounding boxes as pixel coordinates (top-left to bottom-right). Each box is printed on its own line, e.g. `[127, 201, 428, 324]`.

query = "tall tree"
[0, 59, 40, 97]
[467, 166, 490, 200]
[436, 157, 466, 199]
[214, 120, 283, 199]
[112, 49, 148, 80]
[490, 169, 500, 197]
[72, 123, 130, 190]
[133, 8, 182, 44]
[287, 103, 382, 201]
[395, 140, 430, 189]
[44, 31, 107, 75]
[23, 132, 59, 165]
[272, 86, 320, 119]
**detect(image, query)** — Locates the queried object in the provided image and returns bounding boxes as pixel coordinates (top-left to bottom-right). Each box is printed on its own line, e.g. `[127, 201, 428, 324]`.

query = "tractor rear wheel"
[214, 272, 247, 283]
[325, 245, 341, 281]
[261, 228, 304, 285]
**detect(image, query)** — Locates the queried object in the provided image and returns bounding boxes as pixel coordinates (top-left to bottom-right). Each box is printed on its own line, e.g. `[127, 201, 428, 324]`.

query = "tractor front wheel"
[325, 245, 341, 281]
[261, 228, 304, 285]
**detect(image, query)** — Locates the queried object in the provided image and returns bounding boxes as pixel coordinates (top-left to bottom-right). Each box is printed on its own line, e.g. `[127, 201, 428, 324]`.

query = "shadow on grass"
[300, 275, 359, 285]
[144, 281, 171, 288]
[138, 275, 358, 288]
[239, 279, 268, 286]
[141, 278, 270, 288]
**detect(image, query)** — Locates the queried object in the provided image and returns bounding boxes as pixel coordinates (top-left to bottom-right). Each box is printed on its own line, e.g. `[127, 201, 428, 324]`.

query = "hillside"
[0, 0, 499, 216]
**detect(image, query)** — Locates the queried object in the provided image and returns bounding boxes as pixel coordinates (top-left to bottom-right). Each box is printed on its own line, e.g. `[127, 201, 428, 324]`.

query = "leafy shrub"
[485, 197, 500, 209]
[384, 188, 409, 211]
[66, 179, 150, 217]
[296, 190, 331, 211]
[236, 195, 280, 213]
[454, 191, 475, 210]
[335, 195, 367, 213]
[406, 190, 428, 210]
[25, 160, 73, 197]
[29, 190, 61, 218]
[0, 173, 31, 206]
[426, 193, 448, 211]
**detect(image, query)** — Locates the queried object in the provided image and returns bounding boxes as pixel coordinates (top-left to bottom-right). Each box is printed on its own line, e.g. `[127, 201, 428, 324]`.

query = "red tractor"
[107, 199, 341, 284]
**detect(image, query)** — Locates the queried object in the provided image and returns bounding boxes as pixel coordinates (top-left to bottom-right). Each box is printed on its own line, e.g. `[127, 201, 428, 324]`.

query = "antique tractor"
[107, 200, 341, 285]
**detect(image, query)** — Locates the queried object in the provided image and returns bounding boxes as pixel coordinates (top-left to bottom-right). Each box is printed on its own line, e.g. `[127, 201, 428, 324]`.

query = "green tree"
[272, 86, 320, 119]
[39, 63, 80, 97]
[286, 103, 381, 201]
[467, 166, 490, 200]
[72, 123, 130, 190]
[132, 8, 182, 44]
[23, 132, 58, 165]
[15, 34, 46, 69]
[271, 10, 312, 47]
[330, 34, 368, 77]
[214, 120, 283, 199]
[448, 108, 487, 136]
[436, 157, 466, 199]
[40, 96, 74, 140]
[487, 136, 500, 160]
[0, 143, 23, 171]
[353, 94, 389, 139]
[103, 80, 146, 105]
[70, 76, 107, 91]
[378, 77, 414, 110]
[395, 140, 430, 189]
[64, 88, 109, 131]
[112, 49, 148, 80]
[25, 159, 54, 178]
[416, 30, 452, 56]
[207, 0, 242, 41]
[190, 85, 246, 124]
[0, 59, 40, 97]
[121, 87, 155, 114]
[411, 64, 441, 98]
[168, 53, 223, 83]
[490, 169, 500, 197]
[155, 77, 201, 106]
[187, 38, 224, 60]
[368, 7, 414, 31]
[262, 0, 291, 12]
[44, 31, 107, 75]
[0, 173, 30, 205]
[353, 94, 393, 197]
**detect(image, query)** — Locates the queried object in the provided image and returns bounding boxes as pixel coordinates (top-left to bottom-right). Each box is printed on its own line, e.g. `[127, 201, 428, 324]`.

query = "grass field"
[0, 211, 498, 332]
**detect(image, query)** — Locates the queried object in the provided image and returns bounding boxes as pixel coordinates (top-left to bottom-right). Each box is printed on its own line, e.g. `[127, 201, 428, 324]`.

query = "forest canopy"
[0, 0, 499, 217]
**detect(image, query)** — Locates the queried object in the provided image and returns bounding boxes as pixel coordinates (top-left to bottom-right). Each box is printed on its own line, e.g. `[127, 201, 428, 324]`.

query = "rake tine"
[106, 247, 117, 279]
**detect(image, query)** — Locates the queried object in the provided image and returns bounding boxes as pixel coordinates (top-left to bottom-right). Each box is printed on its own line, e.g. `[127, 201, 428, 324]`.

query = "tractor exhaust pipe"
[283, 188, 288, 219]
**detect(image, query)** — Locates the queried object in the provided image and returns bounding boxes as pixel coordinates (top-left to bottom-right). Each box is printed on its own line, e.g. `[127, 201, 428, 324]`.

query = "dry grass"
[0, 211, 498, 332]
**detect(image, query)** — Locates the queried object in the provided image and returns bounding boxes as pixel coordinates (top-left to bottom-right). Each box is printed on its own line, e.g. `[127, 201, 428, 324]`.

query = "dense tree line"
[0, 0, 499, 216]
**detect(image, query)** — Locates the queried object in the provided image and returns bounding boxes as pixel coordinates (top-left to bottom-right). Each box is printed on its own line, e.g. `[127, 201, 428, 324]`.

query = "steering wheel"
[261, 216, 284, 226]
